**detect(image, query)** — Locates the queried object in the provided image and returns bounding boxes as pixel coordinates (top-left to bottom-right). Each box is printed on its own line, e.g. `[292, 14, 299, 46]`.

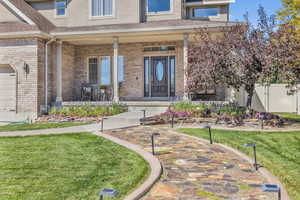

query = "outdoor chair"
[80, 83, 93, 101]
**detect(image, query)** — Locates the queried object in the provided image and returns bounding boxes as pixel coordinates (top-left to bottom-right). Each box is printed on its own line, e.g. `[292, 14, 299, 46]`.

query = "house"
[0, 0, 236, 119]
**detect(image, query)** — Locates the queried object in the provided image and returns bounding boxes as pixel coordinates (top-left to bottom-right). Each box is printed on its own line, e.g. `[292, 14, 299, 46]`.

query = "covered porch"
[50, 22, 229, 107]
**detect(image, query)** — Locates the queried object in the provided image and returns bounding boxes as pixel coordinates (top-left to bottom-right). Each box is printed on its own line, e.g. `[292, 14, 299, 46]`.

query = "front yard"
[0, 133, 149, 200]
[178, 128, 300, 200]
[0, 122, 88, 132]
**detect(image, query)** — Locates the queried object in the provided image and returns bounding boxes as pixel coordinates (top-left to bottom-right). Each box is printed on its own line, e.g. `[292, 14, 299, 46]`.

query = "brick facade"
[56, 41, 225, 102]
[0, 38, 45, 119]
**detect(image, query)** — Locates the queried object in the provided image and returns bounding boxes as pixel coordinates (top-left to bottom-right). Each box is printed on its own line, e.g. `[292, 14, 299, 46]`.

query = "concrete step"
[128, 106, 168, 113]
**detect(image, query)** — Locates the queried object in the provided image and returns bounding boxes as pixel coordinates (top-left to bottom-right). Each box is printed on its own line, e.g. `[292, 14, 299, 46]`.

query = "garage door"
[0, 65, 16, 112]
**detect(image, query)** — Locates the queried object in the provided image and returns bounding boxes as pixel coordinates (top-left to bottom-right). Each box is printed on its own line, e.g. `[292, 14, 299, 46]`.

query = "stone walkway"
[104, 125, 277, 200]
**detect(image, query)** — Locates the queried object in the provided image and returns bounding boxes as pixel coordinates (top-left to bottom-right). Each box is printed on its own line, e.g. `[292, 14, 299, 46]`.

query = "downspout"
[45, 38, 56, 113]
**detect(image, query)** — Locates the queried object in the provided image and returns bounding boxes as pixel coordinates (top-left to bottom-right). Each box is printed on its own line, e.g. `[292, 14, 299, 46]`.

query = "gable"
[0, 2, 22, 22]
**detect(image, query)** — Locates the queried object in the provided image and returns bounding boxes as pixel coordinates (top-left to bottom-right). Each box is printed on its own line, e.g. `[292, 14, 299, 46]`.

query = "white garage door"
[0, 65, 16, 112]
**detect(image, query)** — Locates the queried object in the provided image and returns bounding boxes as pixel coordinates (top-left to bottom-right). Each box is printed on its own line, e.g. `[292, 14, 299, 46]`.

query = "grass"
[276, 112, 300, 122]
[0, 133, 149, 200]
[178, 128, 300, 200]
[0, 122, 88, 132]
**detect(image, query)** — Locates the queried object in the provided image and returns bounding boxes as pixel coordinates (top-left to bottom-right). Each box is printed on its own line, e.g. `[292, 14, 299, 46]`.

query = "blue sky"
[230, 0, 283, 25]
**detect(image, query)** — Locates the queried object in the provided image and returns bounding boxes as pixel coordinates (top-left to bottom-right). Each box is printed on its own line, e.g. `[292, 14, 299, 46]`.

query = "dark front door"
[151, 56, 169, 97]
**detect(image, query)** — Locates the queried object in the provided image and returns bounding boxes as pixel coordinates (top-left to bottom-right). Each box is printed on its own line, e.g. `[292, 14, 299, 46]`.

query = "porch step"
[128, 106, 168, 113]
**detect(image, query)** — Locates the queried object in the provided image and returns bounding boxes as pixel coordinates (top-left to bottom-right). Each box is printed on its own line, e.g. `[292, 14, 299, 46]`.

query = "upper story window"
[55, 0, 67, 16]
[192, 7, 220, 18]
[147, 0, 171, 13]
[91, 0, 113, 17]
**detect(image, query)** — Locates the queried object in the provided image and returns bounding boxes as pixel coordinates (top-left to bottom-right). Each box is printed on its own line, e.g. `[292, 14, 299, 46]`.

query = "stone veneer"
[0, 38, 46, 119]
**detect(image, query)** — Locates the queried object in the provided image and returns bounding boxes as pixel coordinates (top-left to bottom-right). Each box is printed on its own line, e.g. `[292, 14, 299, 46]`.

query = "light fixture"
[262, 184, 281, 200]
[244, 143, 260, 170]
[99, 188, 118, 200]
[200, 125, 213, 144]
[23, 62, 29, 74]
[141, 109, 146, 119]
[151, 133, 160, 155]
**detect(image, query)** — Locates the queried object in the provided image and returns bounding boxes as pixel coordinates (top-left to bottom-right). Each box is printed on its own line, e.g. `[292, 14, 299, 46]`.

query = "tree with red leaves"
[188, 6, 300, 109]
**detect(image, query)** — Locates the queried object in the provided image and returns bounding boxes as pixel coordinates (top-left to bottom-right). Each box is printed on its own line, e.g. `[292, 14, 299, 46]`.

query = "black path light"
[99, 188, 118, 200]
[171, 113, 175, 128]
[244, 143, 260, 171]
[141, 109, 146, 119]
[262, 184, 281, 200]
[101, 117, 108, 132]
[151, 133, 160, 155]
[200, 125, 213, 144]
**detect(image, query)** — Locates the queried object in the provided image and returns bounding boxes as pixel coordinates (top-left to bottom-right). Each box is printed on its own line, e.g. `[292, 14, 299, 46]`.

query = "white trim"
[2, 0, 35, 25]
[189, 6, 221, 19]
[186, 0, 235, 6]
[52, 23, 236, 36]
[146, 0, 174, 15]
[89, 0, 115, 20]
[54, 0, 68, 18]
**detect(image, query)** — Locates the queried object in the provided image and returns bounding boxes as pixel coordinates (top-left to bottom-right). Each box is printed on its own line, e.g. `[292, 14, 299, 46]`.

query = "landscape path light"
[200, 125, 213, 144]
[99, 188, 118, 200]
[151, 133, 160, 155]
[244, 143, 260, 170]
[171, 113, 175, 128]
[141, 109, 146, 119]
[101, 117, 108, 132]
[262, 184, 281, 200]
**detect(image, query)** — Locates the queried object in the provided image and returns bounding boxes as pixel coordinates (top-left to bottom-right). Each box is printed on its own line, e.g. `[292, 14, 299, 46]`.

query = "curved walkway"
[104, 125, 278, 200]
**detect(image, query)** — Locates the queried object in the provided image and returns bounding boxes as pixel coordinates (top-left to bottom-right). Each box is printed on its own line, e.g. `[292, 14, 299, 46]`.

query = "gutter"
[45, 38, 56, 113]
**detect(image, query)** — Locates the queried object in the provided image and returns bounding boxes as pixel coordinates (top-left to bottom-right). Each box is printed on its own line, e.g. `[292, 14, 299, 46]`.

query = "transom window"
[147, 0, 171, 13]
[88, 56, 124, 85]
[91, 0, 113, 17]
[144, 46, 175, 52]
[55, 0, 67, 16]
[192, 7, 220, 18]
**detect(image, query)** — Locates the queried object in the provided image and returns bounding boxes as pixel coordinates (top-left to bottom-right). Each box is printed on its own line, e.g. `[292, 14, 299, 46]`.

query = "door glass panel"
[144, 57, 150, 97]
[156, 61, 164, 81]
[169, 56, 176, 97]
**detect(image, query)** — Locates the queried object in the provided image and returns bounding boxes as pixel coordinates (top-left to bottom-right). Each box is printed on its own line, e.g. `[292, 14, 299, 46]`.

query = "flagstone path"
[104, 125, 277, 200]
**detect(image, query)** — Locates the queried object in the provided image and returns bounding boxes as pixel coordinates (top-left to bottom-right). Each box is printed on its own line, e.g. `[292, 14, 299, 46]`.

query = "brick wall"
[0, 38, 45, 118]
[54, 41, 225, 102]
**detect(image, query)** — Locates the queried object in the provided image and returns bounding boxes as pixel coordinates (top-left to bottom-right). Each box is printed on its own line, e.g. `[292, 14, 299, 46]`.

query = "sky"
[230, 0, 283, 25]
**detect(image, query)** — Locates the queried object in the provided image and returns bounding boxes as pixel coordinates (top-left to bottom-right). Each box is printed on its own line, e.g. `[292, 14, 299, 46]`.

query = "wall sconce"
[23, 62, 30, 75]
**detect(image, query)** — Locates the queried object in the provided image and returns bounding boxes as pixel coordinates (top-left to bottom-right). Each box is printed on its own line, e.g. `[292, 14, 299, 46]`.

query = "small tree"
[278, 0, 300, 28]
[188, 6, 300, 109]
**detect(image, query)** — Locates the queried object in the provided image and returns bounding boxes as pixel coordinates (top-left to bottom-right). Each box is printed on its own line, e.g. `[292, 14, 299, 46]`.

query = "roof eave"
[51, 23, 237, 37]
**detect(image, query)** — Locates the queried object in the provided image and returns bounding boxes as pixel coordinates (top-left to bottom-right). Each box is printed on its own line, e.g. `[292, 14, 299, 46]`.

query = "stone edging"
[93, 131, 162, 200]
[170, 130, 291, 200]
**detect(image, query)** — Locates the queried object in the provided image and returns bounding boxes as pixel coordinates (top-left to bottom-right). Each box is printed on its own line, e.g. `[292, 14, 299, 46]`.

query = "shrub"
[171, 100, 197, 112]
[49, 104, 127, 117]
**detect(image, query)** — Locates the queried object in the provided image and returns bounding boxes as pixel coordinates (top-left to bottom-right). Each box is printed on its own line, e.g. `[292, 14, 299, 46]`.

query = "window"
[101, 56, 111, 85]
[55, 0, 67, 16]
[88, 58, 98, 84]
[88, 56, 124, 85]
[144, 46, 175, 52]
[118, 56, 125, 83]
[192, 7, 219, 18]
[148, 0, 171, 13]
[91, 0, 113, 17]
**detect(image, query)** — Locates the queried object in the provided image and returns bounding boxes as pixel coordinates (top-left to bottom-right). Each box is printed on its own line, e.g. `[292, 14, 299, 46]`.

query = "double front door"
[144, 56, 176, 97]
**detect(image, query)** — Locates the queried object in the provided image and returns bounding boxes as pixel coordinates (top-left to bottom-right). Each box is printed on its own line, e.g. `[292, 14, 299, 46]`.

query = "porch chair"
[80, 83, 93, 101]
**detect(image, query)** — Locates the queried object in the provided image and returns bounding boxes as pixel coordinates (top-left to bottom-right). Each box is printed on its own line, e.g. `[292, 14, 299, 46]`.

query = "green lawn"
[0, 133, 149, 200]
[276, 112, 300, 122]
[178, 128, 300, 200]
[0, 122, 88, 132]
